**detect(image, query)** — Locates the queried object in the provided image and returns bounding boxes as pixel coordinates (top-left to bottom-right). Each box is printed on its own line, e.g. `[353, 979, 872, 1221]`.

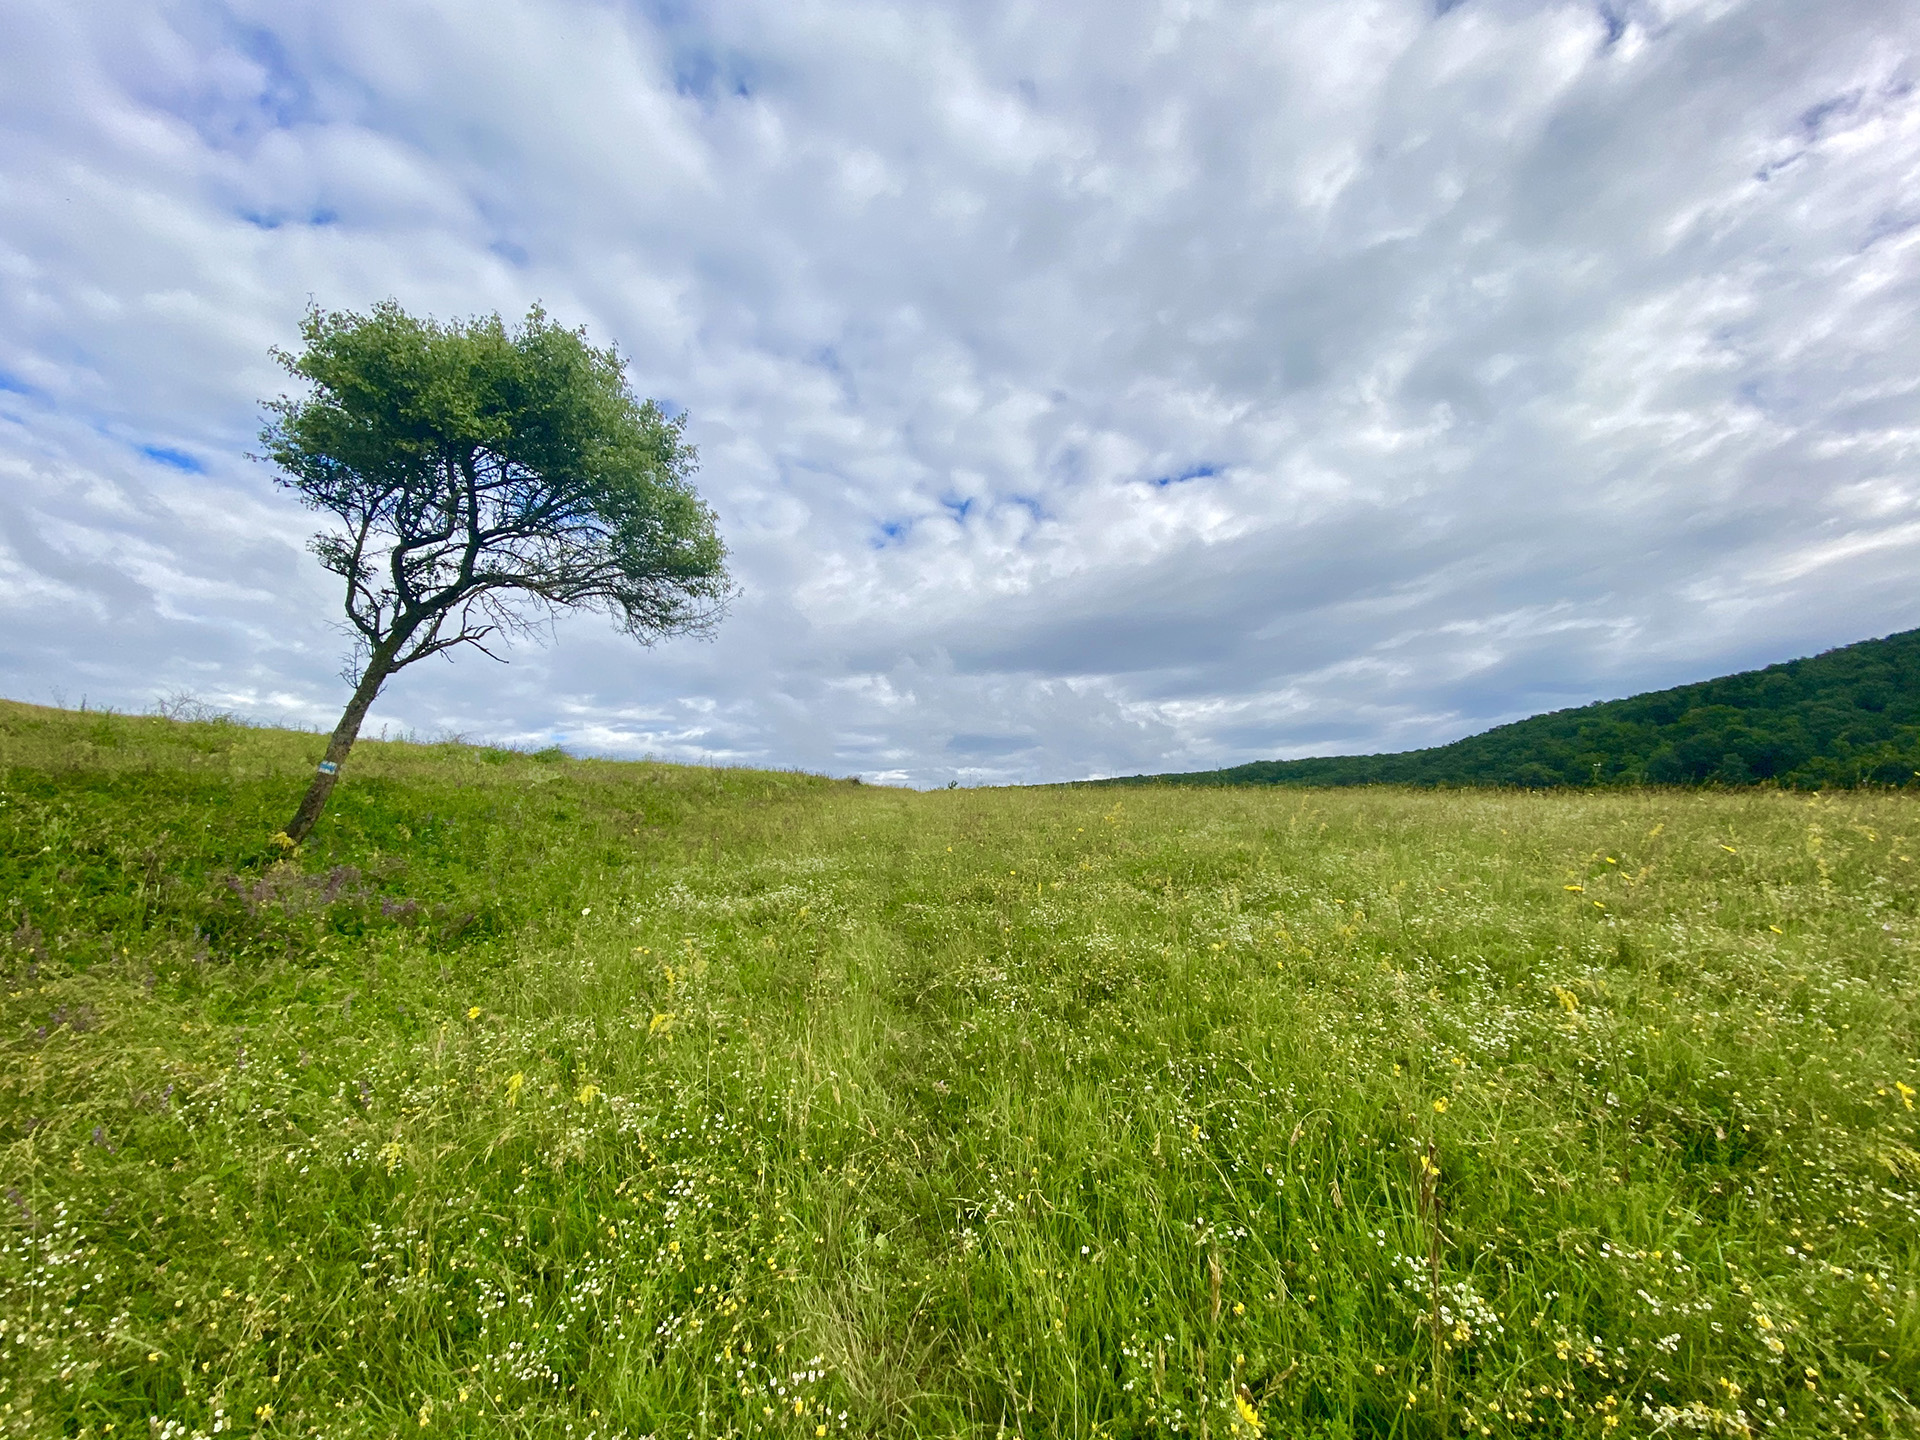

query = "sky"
[1, 0, 1917, 786]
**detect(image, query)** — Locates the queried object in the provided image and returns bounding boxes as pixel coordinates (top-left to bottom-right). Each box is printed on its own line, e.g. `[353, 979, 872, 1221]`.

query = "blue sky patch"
[139, 445, 205, 473]
[1150, 464, 1220, 488]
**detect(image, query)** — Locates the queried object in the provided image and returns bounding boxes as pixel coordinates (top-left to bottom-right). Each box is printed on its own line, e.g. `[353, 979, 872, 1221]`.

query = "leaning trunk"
[281, 650, 395, 845]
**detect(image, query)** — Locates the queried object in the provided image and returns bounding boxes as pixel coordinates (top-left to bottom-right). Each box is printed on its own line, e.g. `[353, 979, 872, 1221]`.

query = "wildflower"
[1564, 884, 1584, 893]
[1233, 1389, 1264, 1435]
[577, 1083, 599, 1105]
[650, 1012, 675, 1037]
[467, 1006, 481, 1020]
[506, 1072, 525, 1106]
[255, 1405, 274, 1422]
[1897, 1083, 1915, 1111]
[1433, 1098, 1449, 1113]
[1720, 845, 1737, 854]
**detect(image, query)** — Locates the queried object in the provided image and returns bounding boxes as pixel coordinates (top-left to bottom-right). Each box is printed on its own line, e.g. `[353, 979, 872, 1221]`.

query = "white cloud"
[1, 0, 1916, 783]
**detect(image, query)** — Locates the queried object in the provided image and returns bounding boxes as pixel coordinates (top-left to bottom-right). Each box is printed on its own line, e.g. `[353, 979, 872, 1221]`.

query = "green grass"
[3, 699, 1918, 1439]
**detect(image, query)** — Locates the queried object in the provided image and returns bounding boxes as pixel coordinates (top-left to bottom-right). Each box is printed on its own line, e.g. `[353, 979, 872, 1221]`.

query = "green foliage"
[262, 301, 730, 665]
[1100, 627, 1920, 790]
[5, 700, 1920, 1437]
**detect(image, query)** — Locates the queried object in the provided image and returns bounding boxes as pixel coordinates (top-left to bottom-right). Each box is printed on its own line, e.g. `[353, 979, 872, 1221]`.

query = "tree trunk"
[281, 650, 395, 845]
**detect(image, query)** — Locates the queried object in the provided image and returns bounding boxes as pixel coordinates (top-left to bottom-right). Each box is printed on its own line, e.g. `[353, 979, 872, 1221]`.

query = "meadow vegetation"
[3, 699, 1918, 1438]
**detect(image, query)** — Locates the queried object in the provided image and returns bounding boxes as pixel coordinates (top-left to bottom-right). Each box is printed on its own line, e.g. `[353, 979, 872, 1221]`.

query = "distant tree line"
[1095, 628, 1920, 790]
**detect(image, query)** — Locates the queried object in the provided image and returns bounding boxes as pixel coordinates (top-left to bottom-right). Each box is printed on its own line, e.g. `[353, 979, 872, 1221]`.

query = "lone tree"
[261, 301, 730, 845]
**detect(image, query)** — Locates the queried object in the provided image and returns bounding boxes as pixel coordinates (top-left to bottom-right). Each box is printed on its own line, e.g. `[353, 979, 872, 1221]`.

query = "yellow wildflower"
[1433, 1098, 1449, 1113]
[577, 1083, 599, 1105]
[506, 1072, 525, 1106]
[466, 1006, 481, 1020]
[1897, 1082, 1915, 1111]
[1234, 1390, 1264, 1436]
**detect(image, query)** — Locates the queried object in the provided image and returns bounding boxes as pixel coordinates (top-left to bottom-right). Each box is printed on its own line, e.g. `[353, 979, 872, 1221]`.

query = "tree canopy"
[264, 301, 728, 668]
[261, 301, 730, 841]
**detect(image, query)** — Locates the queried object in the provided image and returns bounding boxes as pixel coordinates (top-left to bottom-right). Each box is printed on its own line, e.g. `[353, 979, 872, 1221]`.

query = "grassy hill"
[1096, 627, 1920, 790]
[4, 699, 1920, 1437]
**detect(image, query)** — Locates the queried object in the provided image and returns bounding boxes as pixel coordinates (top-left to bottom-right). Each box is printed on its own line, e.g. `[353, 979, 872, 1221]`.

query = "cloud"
[0, 0, 1916, 784]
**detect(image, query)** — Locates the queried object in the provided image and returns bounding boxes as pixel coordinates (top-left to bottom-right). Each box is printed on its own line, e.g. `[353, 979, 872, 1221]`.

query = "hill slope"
[1096, 626, 1920, 789]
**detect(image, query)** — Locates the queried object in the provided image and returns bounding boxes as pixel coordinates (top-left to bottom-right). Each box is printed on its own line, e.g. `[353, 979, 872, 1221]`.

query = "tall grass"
[2, 699, 1917, 1437]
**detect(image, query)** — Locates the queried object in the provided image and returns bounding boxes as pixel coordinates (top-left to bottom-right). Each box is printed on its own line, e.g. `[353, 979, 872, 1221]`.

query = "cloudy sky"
[2, 0, 1917, 785]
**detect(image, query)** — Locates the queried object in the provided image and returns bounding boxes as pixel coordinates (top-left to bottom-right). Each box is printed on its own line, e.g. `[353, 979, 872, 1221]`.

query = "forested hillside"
[1099, 626, 1920, 788]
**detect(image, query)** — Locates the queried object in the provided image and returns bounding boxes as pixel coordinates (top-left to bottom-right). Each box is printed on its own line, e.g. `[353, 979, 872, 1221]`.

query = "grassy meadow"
[3, 699, 1919, 1438]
